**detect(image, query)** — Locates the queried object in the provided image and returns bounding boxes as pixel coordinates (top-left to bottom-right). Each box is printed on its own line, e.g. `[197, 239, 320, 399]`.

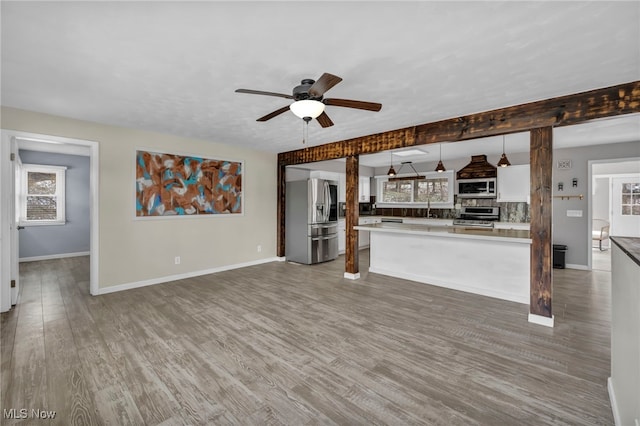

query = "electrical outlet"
[257, 245, 262, 252]
[174, 256, 181, 265]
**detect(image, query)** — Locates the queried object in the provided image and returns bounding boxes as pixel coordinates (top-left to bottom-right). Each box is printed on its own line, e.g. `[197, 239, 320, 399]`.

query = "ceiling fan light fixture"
[289, 100, 325, 119]
[497, 135, 511, 167]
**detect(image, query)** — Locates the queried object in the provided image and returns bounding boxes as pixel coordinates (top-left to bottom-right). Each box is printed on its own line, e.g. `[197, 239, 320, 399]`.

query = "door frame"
[0, 130, 99, 312]
[10, 144, 22, 304]
[588, 157, 640, 270]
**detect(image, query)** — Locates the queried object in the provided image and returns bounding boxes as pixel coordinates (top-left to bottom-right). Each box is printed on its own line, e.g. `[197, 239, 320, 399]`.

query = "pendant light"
[497, 135, 511, 167]
[435, 144, 446, 173]
[387, 151, 396, 176]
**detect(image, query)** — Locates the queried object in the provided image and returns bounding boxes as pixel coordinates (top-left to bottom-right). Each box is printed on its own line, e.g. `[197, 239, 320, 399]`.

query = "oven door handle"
[311, 235, 337, 242]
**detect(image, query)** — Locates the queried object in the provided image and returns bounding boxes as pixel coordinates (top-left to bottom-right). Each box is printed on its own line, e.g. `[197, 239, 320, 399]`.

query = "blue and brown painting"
[136, 150, 242, 216]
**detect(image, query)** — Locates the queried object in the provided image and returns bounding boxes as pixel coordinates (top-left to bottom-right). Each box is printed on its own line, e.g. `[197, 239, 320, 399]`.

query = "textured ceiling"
[1, 1, 639, 166]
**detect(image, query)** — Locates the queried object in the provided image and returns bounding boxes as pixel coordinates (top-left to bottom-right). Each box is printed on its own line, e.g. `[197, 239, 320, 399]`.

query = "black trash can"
[553, 244, 568, 269]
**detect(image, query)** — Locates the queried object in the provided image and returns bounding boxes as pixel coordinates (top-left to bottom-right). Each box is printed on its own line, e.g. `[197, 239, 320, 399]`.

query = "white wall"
[1, 107, 278, 291]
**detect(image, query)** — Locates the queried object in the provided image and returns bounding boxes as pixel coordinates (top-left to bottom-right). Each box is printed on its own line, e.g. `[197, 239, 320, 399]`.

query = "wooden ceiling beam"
[278, 80, 640, 166]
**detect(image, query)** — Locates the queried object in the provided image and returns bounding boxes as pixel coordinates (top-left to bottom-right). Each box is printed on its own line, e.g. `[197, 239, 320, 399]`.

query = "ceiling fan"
[235, 72, 382, 128]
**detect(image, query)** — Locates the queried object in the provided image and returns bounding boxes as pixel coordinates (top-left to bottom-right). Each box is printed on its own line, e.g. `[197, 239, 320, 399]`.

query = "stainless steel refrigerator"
[286, 178, 338, 264]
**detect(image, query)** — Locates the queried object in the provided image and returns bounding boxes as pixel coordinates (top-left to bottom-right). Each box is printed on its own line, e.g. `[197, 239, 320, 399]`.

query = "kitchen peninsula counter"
[354, 222, 531, 304]
[355, 222, 531, 243]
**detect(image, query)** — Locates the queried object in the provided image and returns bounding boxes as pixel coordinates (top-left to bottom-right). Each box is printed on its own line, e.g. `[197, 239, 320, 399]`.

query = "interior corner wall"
[1, 107, 278, 291]
[19, 149, 90, 259]
[553, 140, 640, 267]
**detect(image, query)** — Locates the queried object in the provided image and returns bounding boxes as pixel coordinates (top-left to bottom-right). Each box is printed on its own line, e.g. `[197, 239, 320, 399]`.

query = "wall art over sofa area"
[135, 150, 243, 217]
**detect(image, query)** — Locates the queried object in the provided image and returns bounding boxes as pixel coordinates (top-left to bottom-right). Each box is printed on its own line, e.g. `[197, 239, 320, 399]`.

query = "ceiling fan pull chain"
[302, 116, 311, 144]
[302, 119, 306, 144]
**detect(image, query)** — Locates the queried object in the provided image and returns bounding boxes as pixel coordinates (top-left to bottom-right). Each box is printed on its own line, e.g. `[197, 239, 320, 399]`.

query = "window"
[20, 164, 67, 225]
[377, 170, 454, 208]
[621, 182, 640, 215]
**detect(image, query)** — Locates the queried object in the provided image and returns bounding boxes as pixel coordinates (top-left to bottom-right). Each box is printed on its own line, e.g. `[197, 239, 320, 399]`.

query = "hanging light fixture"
[435, 143, 446, 173]
[389, 161, 425, 181]
[497, 135, 511, 167]
[387, 151, 396, 176]
[290, 100, 325, 144]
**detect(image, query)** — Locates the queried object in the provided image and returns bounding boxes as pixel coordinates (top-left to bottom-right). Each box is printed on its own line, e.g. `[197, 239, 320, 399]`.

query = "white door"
[11, 146, 22, 305]
[611, 177, 640, 237]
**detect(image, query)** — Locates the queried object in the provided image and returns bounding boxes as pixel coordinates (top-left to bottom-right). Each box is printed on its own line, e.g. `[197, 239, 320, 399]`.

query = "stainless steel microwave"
[457, 178, 497, 198]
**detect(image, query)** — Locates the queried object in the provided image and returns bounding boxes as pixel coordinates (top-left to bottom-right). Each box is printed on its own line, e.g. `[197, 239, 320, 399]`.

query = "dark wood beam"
[278, 128, 415, 166]
[278, 81, 640, 166]
[277, 163, 286, 257]
[530, 127, 553, 318]
[345, 155, 359, 276]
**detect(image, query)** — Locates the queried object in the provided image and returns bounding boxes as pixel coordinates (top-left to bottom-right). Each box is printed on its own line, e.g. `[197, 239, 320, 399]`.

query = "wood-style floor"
[1, 253, 613, 425]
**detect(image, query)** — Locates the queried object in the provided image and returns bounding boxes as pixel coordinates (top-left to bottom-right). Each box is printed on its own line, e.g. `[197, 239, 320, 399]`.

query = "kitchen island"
[354, 222, 532, 304]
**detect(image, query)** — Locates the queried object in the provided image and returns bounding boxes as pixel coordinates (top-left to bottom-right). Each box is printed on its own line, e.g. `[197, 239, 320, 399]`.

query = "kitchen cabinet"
[317, 173, 369, 203]
[312, 172, 369, 203]
[338, 219, 346, 254]
[339, 217, 380, 252]
[338, 173, 346, 203]
[497, 164, 530, 203]
[359, 177, 371, 202]
[309, 170, 340, 182]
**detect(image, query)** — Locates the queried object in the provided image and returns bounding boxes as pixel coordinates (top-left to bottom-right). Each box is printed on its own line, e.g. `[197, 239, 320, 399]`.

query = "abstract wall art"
[135, 150, 242, 217]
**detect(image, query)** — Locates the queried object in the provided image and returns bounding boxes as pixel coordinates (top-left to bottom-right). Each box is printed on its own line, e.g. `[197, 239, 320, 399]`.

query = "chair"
[592, 219, 610, 251]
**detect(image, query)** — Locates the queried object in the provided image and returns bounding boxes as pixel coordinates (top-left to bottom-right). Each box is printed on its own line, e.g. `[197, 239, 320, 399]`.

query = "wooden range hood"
[456, 154, 497, 179]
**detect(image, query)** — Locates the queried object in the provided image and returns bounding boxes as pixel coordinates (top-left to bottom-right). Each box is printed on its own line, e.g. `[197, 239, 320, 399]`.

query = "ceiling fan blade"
[257, 105, 291, 122]
[308, 73, 343, 97]
[324, 98, 382, 112]
[235, 89, 293, 99]
[316, 112, 334, 128]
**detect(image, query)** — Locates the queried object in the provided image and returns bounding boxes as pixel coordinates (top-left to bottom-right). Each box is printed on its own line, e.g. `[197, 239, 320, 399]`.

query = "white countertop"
[354, 222, 532, 244]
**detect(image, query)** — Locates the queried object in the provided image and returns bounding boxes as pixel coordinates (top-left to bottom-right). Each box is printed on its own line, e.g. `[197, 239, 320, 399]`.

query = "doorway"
[0, 130, 99, 312]
[589, 157, 640, 271]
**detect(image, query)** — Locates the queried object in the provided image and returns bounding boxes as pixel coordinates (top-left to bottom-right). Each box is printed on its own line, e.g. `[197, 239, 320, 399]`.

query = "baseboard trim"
[276, 256, 286, 262]
[94, 257, 280, 295]
[608, 377, 621, 426]
[608, 377, 622, 426]
[343, 272, 360, 280]
[528, 313, 555, 327]
[566, 263, 589, 270]
[19, 251, 90, 263]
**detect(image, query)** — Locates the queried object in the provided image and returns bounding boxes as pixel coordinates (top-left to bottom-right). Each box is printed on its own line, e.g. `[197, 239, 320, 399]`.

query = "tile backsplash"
[374, 196, 530, 223]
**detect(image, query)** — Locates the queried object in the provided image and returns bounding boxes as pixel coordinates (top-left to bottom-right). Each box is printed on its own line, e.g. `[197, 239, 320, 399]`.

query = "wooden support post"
[529, 127, 553, 326]
[345, 155, 360, 279]
[277, 163, 286, 258]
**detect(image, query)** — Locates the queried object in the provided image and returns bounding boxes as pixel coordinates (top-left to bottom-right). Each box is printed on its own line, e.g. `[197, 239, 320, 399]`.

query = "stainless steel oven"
[453, 207, 500, 227]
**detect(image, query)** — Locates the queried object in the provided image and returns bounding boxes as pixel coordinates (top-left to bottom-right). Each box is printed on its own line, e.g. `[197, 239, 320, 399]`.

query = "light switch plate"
[566, 210, 583, 217]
